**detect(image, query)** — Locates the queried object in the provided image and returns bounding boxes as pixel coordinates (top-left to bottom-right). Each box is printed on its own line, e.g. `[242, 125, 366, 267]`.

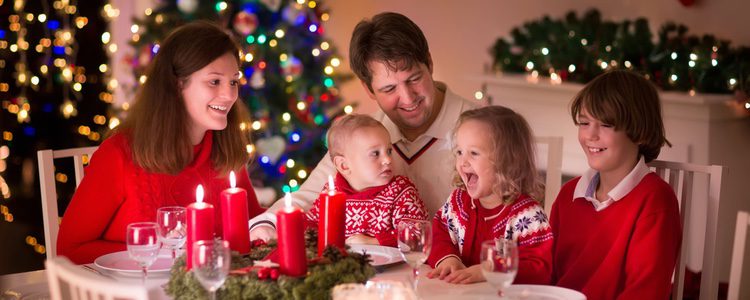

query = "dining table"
[1, 248, 585, 300]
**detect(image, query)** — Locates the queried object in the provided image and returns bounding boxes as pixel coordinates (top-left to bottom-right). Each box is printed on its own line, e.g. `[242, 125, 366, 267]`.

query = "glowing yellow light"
[65, 5, 77, 14]
[88, 132, 100, 141]
[624, 61, 632, 68]
[75, 17, 87, 29]
[269, 39, 277, 47]
[8, 104, 19, 114]
[17, 109, 28, 122]
[282, 113, 291, 122]
[251, 121, 262, 130]
[525, 61, 534, 70]
[298, 170, 308, 179]
[54, 58, 66, 67]
[145, 8, 153, 16]
[330, 58, 341, 67]
[217, 1, 228, 11]
[568, 64, 576, 73]
[0, 83, 8, 92]
[103, 4, 120, 18]
[26, 236, 37, 245]
[285, 75, 293, 82]
[108, 117, 120, 129]
[344, 105, 354, 114]
[78, 126, 91, 136]
[35, 44, 43, 52]
[289, 179, 298, 187]
[26, 13, 33, 22]
[670, 52, 678, 60]
[99, 64, 108, 73]
[121, 102, 129, 111]
[581, 39, 588, 46]
[62, 68, 72, 81]
[155, 14, 163, 24]
[296, 101, 306, 111]
[712, 59, 718, 66]
[38, 14, 47, 22]
[17, 72, 27, 83]
[0, 146, 8, 159]
[324, 66, 333, 75]
[108, 43, 117, 53]
[320, 42, 330, 50]
[321, 13, 329, 21]
[689, 61, 696, 68]
[239, 122, 247, 131]
[93, 115, 106, 125]
[600, 61, 608, 69]
[3, 131, 12, 141]
[35, 245, 45, 254]
[308, 1, 317, 8]
[9, 44, 18, 52]
[246, 144, 255, 154]
[73, 82, 82, 91]
[244, 53, 254, 62]
[275, 29, 285, 38]
[61, 101, 77, 118]
[55, 173, 68, 183]
[280, 53, 288, 62]
[312, 48, 320, 56]
[729, 78, 737, 86]
[296, 0, 305, 4]
[690, 53, 698, 61]
[30, 76, 39, 85]
[132, 34, 140, 42]
[139, 75, 147, 84]
[474, 91, 483, 100]
[130, 24, 139, 33]
[286, 159, 295, 168]
[670, 74, 678, 82]
[101, 32, 111, 44]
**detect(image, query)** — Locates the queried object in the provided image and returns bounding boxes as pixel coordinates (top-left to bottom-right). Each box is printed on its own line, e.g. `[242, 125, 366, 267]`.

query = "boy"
[306, 114, 428, 246]
[551, 70, 682, 299]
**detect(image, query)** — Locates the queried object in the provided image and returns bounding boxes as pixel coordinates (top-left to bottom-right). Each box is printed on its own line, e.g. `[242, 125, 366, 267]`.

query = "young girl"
[426, 106, 553, 284]
[551, 70, 681, 299]
[57, 21, 264, 264]
[306, 114, 427, 247]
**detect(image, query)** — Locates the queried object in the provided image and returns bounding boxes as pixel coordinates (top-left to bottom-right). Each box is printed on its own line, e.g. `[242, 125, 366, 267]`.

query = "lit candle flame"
[285, 192, 292, 209]
[196, 184, 204, 203]
[229, 171, 236, 188]
[327, 175, 335, 196]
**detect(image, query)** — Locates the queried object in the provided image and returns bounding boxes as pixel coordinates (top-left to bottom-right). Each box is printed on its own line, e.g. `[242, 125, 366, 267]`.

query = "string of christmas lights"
[1, 0, 114, 260]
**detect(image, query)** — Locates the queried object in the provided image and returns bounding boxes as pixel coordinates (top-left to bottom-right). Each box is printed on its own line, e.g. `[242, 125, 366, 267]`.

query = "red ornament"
[251, 239, 267, 247]
[257, 267, 270, 280]
[270, 269, 280, 280]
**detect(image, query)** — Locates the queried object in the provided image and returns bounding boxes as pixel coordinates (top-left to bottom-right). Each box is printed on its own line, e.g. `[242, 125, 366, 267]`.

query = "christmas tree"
[129, 0, 350, 198]
[0, 0, 113, 273]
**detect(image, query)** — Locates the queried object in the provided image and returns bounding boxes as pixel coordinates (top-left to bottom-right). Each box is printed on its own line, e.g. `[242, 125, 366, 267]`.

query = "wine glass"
[192, 239, 231, 300]
[126, 222, 161, 284]
[480, 239, 519, 298]
[397, 218, 432, 291]
[156, 206, 187, 259]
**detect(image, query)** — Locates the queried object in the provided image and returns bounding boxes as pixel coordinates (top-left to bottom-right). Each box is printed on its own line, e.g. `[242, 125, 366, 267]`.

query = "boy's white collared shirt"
[573, 157, 652, 211]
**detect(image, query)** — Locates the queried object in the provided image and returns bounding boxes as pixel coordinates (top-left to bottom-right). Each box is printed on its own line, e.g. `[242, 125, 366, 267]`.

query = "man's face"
[364, 61, 438, 139]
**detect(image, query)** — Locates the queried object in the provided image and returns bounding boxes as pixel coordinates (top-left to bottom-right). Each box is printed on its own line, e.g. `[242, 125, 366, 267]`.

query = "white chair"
[728, 210, 750, 300]
[535, 136, 563, 216]
[37, 146, 98, 259]
[647, 160, 725, 300]
[45, 256, 149, 300]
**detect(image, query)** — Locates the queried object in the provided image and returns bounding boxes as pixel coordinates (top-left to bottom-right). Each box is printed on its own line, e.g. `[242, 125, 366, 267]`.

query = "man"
[250, 12, 478, 240]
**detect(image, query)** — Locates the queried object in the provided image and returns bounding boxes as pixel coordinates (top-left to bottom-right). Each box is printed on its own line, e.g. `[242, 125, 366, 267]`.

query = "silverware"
[80, 265, 114, 279]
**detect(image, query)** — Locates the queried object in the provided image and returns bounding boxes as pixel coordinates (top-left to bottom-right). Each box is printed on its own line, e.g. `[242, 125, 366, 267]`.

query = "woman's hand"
[427, 256, 465, 279]
[345, 234, 379, 245]
[443, 264, 485, 284]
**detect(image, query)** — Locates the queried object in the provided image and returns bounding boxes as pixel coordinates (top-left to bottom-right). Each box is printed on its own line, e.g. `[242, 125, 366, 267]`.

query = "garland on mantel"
[490, 9, 750, 110]
[165, 229, 376, 300]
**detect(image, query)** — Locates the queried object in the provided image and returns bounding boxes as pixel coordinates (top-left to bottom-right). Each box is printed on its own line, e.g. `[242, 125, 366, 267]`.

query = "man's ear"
[361, 80, 376, 100]
[333, 155, 350, 174]
[426, 52, 434, 74]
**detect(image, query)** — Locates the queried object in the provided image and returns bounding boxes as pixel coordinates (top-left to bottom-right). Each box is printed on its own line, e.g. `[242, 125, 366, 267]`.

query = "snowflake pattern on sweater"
[437, 189, 552, 254]
[306, 174, 428, 246]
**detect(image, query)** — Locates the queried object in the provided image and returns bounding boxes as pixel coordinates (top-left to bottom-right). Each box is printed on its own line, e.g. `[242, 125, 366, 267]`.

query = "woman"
[57, 21, 263, 264]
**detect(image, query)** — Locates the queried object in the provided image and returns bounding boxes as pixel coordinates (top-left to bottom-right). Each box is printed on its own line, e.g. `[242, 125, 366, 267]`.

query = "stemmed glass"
[126, 222, 161, 284]
[192, 239, 231, 300]
[397, 218, 432, 291]
[480, 239, 519, 298]
[156, 206, 187, 259]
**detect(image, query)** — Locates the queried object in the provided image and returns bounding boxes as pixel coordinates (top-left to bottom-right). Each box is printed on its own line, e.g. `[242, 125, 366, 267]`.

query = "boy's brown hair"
[327, 114, 388, 160]
[570, 69, 671, 162]
[349, 12, 431, 93]
[117, 21, 252, 175]
[452, 106, 543, 203]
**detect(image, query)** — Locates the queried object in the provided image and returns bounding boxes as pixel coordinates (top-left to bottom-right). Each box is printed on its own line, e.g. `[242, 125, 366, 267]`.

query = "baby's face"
[340, 126, 394, 191]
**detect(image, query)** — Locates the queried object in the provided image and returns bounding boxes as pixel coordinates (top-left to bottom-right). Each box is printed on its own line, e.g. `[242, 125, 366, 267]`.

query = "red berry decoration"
[269, 268, 280, 280]
[257, 267, 270, 280]
[251, 239, 267, 247]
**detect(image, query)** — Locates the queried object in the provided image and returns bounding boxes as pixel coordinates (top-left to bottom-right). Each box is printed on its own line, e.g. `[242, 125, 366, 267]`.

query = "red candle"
[317, 175, 346, 256]
[276, 193, 307, 277]
[221, 171, 251, 254]
[186, 184, 215, 270]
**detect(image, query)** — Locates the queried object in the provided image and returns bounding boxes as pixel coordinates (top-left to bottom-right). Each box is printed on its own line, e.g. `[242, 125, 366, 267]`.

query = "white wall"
[323, 0, 750, 113]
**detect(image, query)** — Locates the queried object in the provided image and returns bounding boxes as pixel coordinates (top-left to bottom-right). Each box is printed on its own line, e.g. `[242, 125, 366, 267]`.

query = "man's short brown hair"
[349, 12, 431, 92]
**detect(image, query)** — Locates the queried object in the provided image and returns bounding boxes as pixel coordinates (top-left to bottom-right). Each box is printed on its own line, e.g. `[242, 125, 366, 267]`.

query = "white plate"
[94, 250, 173, 275]
[503, 284, 587, 300]
[348, 245, 403, 267]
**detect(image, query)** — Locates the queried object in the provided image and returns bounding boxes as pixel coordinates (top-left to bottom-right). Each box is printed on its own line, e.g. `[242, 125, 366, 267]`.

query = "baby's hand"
[443, 264, 484, 284]
[427, 257, 465, 279]
[345, 234, 379, 245]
